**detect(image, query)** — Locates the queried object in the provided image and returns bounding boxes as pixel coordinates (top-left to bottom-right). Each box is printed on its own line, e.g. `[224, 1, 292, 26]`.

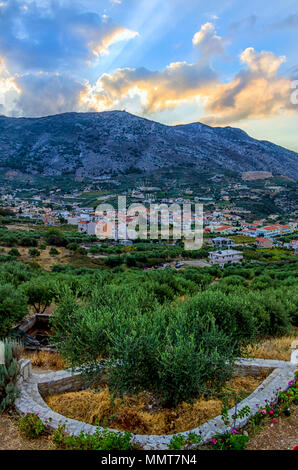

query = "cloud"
[270, 13, 298, 31]
[0, 58, 83, 117]
[13, 73, 84, 117]
[202, 48, 293, 125]
[0, 58, 21, 115]
[80, 22, 224, 114]
[80, 42, 295, 128]
[0, 0, 138, 73]
[80, 60, 218, 114]
[192, 22, 225, 57]
[228, 15, 258, 33]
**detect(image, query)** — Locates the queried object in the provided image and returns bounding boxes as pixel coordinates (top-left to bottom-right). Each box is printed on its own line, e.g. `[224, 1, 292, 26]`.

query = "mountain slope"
[0, 111, 297, 179]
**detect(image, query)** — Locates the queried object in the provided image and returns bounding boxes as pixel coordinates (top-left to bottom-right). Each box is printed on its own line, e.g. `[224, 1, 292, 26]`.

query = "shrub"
[49, 247, 59, 256]
[52, 425, 136, 450]
[211, 430, 250, 450]
[29, 248, 40, 257]
[8, 248, 21, 257]
[45, 229, 67, 247]
[17, 413, 45, 438]
[169, 432, 202, 450]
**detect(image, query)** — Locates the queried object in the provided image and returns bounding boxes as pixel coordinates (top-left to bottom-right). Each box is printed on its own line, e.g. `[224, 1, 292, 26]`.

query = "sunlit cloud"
[90, 27, 139, 57]
[192, 22, 225, 57]
[203, 48, 293, 125]
[0, 0, 138, 72]
[80, 59, 218, 114]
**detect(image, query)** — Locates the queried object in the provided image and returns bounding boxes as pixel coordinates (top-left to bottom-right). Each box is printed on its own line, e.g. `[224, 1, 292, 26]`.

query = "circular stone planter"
[15, 358, 297, 450]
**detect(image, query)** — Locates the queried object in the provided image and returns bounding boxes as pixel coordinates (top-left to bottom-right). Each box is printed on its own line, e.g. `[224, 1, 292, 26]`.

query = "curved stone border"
[15, 358, 297, 450]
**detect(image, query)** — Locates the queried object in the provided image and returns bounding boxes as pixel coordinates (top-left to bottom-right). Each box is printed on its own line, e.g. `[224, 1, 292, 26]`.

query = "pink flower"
[269, 410, 274, 415]
[262, 409, 266, 414]
[231, 429, 238, 434]
[211, 438, 217, 445]
[272, 418, 277, 423]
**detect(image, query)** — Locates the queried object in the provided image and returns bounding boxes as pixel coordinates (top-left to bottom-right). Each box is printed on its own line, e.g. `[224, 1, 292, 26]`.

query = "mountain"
[0, 111, 297, 179]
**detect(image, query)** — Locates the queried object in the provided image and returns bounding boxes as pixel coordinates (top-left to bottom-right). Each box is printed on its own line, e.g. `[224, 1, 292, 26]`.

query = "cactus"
[0, 339, 21, 413]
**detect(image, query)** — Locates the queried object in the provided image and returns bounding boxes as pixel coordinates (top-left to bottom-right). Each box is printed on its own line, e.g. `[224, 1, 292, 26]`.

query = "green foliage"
[29, 248, 40, 257]
[17, 413, 45, 438]
[169, 432, 202, 450]
[51, 288, 235, 407]
[45, 228, 67, 247]
[278, 379, 298, 415]
[22, 277, 56, 313]
[211, 431, 250, 450]
[0, 284, 28, 337]
[0, 339, 21, 413]
[49, 247, 59, 255]
[52, 425, 136, 450]
[8, 248, 21, 257]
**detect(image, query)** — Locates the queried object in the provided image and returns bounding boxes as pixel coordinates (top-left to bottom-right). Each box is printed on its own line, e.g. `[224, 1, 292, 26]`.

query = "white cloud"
[192, 22, 225, 57]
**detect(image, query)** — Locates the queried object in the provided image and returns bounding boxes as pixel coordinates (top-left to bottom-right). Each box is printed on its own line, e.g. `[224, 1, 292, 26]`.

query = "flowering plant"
[278, 379, 298, 416]
[211, 430, 250, 450]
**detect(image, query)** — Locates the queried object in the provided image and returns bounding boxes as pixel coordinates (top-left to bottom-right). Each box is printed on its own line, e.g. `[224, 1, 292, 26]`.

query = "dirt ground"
[247, 405, 298, 450]
[0, 406, 297, 450]
[0, 412, 54, 450]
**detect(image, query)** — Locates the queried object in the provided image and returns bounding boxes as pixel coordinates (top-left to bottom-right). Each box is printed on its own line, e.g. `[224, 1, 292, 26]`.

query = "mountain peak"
[0, 111, 296, 179]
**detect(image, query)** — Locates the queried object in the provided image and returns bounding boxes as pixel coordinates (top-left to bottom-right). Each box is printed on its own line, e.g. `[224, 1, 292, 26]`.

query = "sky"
[0, 0, 297, 151]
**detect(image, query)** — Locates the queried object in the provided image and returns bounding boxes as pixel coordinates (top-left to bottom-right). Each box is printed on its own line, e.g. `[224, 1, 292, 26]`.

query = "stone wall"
[15, 358, 296, 450]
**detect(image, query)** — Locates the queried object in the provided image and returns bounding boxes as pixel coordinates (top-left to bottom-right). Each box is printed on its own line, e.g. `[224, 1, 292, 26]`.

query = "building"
[212, 237, 235, 248]
[209, 249, 243, 266]
[255, 238, 273, 249]
[78, 221, 96, 235]
[256, 224, 294, 238]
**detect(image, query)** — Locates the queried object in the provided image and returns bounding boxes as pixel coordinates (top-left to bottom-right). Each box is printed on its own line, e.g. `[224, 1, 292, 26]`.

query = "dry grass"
[2, 246, 71, 271]
[46, 375, 265, 435]
[23, 351, 66, 370]
[245, 331, 298, 361]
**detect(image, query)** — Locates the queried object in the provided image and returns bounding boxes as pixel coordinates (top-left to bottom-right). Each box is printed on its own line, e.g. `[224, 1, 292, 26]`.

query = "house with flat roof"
[255, 238, 273, 249]
[209, 249, 243, 267]
[211, 237, 235, 248]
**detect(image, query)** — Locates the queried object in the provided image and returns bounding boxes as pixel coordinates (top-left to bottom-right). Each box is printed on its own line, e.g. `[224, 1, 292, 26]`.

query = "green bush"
[52, 425, 136, 450]
[49, 247, 59, 256]
[17, 413, 45, 438]
[29, 248, 40, 257]
[8, 248, 21, 257]
[169, 432, 202, 450]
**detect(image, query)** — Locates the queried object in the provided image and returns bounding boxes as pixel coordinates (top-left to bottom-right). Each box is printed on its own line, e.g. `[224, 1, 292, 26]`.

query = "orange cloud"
[203, 48, 293, 125]
[79, 42, 295, 127]
[90, 27, 139, 57]
[80, 60, 217, 113]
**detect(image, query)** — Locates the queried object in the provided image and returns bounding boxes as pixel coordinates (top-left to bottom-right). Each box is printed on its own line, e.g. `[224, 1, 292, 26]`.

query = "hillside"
[0, 111, 297, 179]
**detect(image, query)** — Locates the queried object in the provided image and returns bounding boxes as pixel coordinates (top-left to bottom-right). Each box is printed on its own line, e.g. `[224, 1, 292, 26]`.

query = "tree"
[29, 248, 40, 257]
[8, 248, 20, 257]
[45, 229, 67, 247]
[22, 278, 55, 314]
[0, 284, 28, 337]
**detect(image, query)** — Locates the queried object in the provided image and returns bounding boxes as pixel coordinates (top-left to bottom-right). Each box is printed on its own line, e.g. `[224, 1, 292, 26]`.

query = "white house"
[209, 249, 243, 266]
